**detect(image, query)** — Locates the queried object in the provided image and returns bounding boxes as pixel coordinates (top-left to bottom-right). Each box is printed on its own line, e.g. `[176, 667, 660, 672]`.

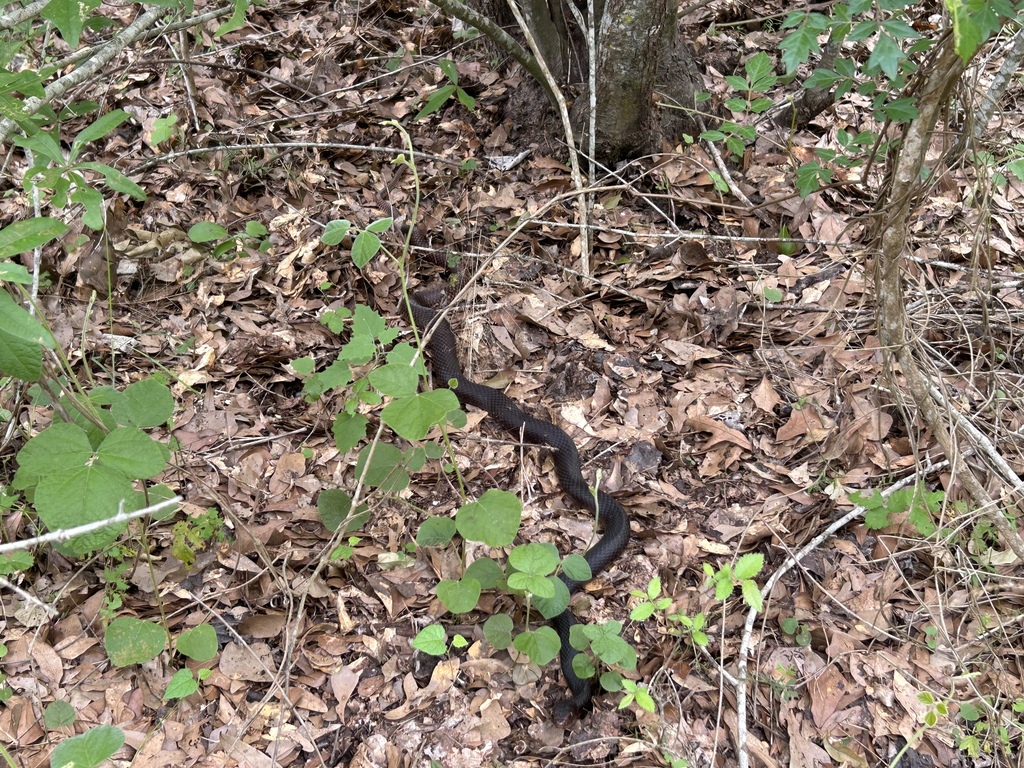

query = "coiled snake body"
[408, 293, 630, 720]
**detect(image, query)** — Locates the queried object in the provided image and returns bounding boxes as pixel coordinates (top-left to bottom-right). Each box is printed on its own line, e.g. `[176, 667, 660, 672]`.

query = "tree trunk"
[591, 0, 675, 159]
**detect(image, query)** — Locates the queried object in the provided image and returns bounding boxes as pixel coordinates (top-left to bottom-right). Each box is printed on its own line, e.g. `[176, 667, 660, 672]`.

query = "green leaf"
[512, 625, 560, 666]
[365, 217, 394, 234]
[149, 113, 179, 146]
[0, 218, 68, 259]
[866, 32, 905, 79]
[506, 571, 555, 598]
[188, 222, 229, 243]
[0, 550, 34, 575]
[32, 464, 136, 555]
[111, 378, 174, 427]
[77, 162, 147, 200]
[741, 579, 763, 611]
[321, 219, 351, 246]
[436, 577, 481, 613]
[533, 576, 570, 619]
[215, 0, 249, 36]
[176, 623, 218, 661]
[44, 700, 76, 728]
[0, 291, 56, 380]
[97, 427, 170, 479]
[49, 724, 125, 768]
[417, 516, 457, 547]
[411, 624, 447, 655]
[353, 442, 409, 492]
[381, 389, 459, 440]
[368, 362, 419, 397]
[14, 422, 93, 489]
[104, 617, 167, 666]
[438, 59, 458, 83]
[41, 0, 102, 48]
[163, 668, 199, 700]
[317, 488, 368, 533]
[464, 557, 504, 589]
[734, 553, 764, 581]
[351, 230, 382, 267]
[455, 489, 522, 547]
[415, 84, 456, 120]
[456, 88, 476, 111]
[561, 553, 591, 582]
[779, 13, 828, 74]
[331, 413, 368, 453]
[71, 185, 105, 230]
[72, 110, 131, 151]
[482, 614, 513, 649]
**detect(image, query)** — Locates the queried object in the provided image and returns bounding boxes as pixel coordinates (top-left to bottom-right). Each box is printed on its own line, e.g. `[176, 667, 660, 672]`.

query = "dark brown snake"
[376, 186, 630, 720]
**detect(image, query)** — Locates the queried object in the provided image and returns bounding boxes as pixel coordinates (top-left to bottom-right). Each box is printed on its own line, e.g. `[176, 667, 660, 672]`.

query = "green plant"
[852, 484, 943, 536]
[704, 552, 765, 611]
[777, 1, 1017, 197]
[770, 663, 801, 702]
[779, 616, 811, 647]
[0, 644, 11, 704]
[699, 51, 776, 159]
[171, 507, 228, 568]
[188, 219, 271, 258]
[415, 59, 477, 120]
[13, 110, 147, 230]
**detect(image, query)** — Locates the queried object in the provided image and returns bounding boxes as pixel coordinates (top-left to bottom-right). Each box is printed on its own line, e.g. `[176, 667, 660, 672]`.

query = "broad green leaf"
[72, 110, 131, 150]
[741, 579, 763, 611]
[482, 614, 513, 649]
[33, 464, 135, 555]
[508, 542, 559, 576]
[97, 427, 170, 479]
[382, 389, 459, 440]
[149, 113, 179, 146]
[351, 230, 382, 268]
[436, 577, 481, 613]
[215, 0, 249, 36]
[317, 488, 369, 533]
[163, 668, 198, 700]
[0, 291, 55, 380]
[188, 222, 229, 243]
[368, 362, 419, 397]
[561, 553, 591, 582]
[321, 220, 351, 246]
[455, 489, 521, 547]
[331, 413, 368, 452]
[14, 421, 93, 489]
[533, 577, 570, 620]
[41, 0, 102, 47]
[0, 550, 34, 575]
[77, 162, 147, 200]
[734, 552, 764, 581]
[415, 84, 456, 120]
[411, 624, 447, 655]
[49, 724, 125, 768]
[71, 185, 104, 230]
[104, 617, 167, 666]
[866, 32, 905, 79]
[512, 626, 560, 666]
[111, 378, 174, 427]
[176, 624, 218, 661]
[417, 516, 456, 547]
[506, 571, 555, 598]
[464, 557, 504, 589]
[0, 218, 67, 259]
[44, 700, 76, 728]
[353, 442, 409, 491]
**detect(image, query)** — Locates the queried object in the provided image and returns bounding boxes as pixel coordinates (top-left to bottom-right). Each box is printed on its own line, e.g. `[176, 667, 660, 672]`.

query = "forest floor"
[4, 0, 1024, 767]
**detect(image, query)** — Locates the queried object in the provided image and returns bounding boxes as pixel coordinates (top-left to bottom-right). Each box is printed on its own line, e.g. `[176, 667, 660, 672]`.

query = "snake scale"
[379, 186, 630, 719]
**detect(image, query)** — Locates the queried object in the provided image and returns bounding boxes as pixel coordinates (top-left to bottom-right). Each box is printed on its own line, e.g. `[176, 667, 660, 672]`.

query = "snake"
[392, 209, 631, 720]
